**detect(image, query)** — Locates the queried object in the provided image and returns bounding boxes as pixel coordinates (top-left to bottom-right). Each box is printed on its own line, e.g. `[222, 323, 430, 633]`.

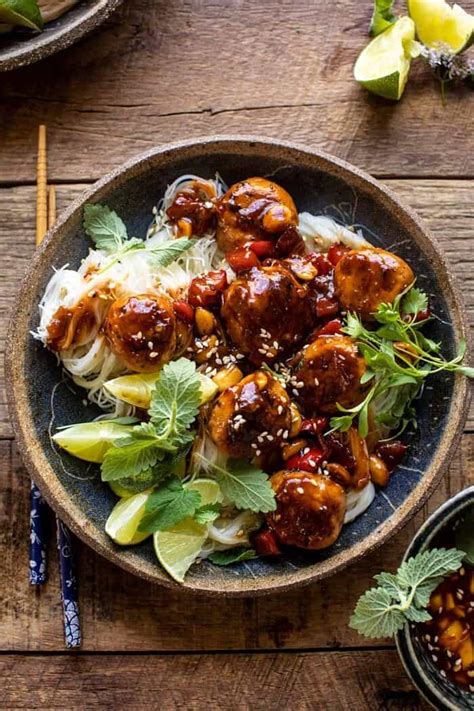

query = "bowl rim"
[395, 487, 474, 711]
[0, 0, 123, 72]
[5, 135, 472, 596]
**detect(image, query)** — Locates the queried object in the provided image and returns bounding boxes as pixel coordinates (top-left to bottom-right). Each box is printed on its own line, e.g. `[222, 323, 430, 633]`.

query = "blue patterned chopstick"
[56, 517, 82, 648]
[29, 481, 48, 585]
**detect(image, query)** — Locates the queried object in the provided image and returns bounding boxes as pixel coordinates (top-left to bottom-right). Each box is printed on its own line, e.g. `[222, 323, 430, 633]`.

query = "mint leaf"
[194, 503, 221, 525]
[101, 428, 167, 481]
[208, 548, 257, 566]
[395, 548, 465, 591]
[149, 358, 202, 444]
[83, 203, 128, 253]
[402, 288, 428, 316]
[350, 587, 406, 638]
[139, 477, 201, 532]
[0, 0, 43, 30]
[369, 0, 396, 37]
[350, 547, 466, 640]
[147, 238, 194, 267]
[217, 459, 276, 513]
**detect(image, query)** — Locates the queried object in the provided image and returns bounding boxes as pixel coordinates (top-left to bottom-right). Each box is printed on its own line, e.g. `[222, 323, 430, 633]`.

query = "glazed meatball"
[208, 370, 292, 459]
[293, 335, 367, 415]
[266, 470, 346, 550]
[221, 264, 313, 365]
[166, 179, 217, 237]
[334, 247, 414, 318]
[216, 177, 298, 253]
[104, 293, 190, 372]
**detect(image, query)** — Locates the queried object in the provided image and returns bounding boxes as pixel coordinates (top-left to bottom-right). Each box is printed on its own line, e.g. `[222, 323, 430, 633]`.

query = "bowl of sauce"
[396, 486, 474, 710]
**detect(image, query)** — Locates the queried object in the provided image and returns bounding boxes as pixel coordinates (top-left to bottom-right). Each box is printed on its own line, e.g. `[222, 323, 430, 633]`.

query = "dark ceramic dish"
[0, 0, 122, 72]
[6, 137, 471, 595]
[396, 487, 474, 710]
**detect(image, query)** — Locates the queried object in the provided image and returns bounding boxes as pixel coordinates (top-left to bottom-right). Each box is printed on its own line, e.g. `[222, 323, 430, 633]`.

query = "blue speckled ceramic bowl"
[5, 137, 471, 595]
[396, 487, 474, 711]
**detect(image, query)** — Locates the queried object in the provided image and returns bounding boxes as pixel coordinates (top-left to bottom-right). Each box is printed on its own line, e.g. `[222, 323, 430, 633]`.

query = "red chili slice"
[172, 300, 195, 324]
[226, 247, 260, 273]
[327, 243, 350, 266]
[316, 319, 342, 336]
[309, 253, 333, 275]
[286, 447, 324, 473]
[300, 417, 329, 436]
[249, 240, 276, 258]
[375, 441, 407, 472]
[253, 529, 281, 556]
[188, 270, 228, 308]
[315, 296, 340, 318]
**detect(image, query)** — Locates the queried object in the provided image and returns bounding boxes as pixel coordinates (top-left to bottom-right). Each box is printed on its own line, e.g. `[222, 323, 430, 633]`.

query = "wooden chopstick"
[30, 126, 82, 647]
[36, 125, 48, 246]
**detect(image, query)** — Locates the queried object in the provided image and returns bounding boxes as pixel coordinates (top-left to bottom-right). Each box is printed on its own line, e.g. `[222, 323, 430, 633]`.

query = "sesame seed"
[440, 671, 446, 678]
[237, 529, 244, 537]
[147, 341, 154, 349]
[277, 429, 283, 437]
[314, 377, 319, 386]
[432, 655, 438, 662]
[460, 567, 465, 575]
[215, 358, 222, 365]
[282, 430, 289, 440]
[296, 487, 304, 495]
[149, 351, 158, 358]
[255, 449, 261, 456]
[273, 341, 279, 349]
[447, 650, 452, 658]
[277, 405, 283, 415]
[258, 348, 267, 355]
[267, 435, 274, 441]
[236, 354, 245, 360]
[136, 331, 143, 339]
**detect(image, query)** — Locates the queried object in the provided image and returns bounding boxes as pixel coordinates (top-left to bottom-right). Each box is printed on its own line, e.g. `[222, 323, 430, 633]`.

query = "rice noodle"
[344, 482, 376, 524]
[298, 213, 369, 252]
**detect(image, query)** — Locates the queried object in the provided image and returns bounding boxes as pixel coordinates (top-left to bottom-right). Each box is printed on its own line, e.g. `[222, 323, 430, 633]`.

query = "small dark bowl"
[5, 137, 471, 595]
[0, 0, 123, 72]
[396, 487, 474, 710]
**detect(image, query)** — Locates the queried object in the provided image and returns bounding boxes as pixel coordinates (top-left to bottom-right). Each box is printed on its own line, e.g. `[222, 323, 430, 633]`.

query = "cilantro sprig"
[330, 287, 474, 438]
[101, 358, 202, 485]
[83, 203, 193, 270]
[350, 547, 466, 638]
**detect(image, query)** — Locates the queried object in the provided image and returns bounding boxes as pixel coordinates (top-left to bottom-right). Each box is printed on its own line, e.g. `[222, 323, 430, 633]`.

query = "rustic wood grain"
[1, 179, 472, 437]
[0, 650, 430, 709]
[0, 434, 471, 652]
[0, 0, 473, 183]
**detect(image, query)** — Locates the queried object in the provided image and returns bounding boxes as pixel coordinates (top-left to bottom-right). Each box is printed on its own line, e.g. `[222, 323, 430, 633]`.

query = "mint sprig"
[101, 359, 201, 484]
[195, 454, 276, 514]
[139, 476, 202, 533]
[83, 202, 193, 267]
[208, 548, 257, 566]
[350, 547, 466, 639]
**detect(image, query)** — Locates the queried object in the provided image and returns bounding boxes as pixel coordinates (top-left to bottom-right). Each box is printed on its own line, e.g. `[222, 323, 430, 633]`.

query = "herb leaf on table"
[350, 547, 466, 638]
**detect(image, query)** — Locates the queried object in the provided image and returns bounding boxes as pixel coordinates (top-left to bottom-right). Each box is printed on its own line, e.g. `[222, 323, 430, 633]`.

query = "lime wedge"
[354, 17, 417, 100]
[408, 0, 474, 52]
[153, 478, 222, 583]
[0, 0, 43, 31]
[52, 421, 134, 463]
[105, 490, 153, 545]
[104, 371, 218, 409]
[109, 481, 135, 498]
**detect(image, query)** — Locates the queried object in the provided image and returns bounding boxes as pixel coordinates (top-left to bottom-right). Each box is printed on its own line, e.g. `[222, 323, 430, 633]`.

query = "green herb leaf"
[369, 0, 396, 37]
[195, 455, 276, 514]
[0, 0, 43, 30]
[194, 503, 222, 525]
[149, 358, 202, 445]
[83, 203, 128, 253]
[147, 238, 194, 267]
[350, 547, 465, 639]
[402, 288, 428, 316]
[208, 547, 257, 566]
[101, 424, 168, 481]
[139, 476, 201, 532]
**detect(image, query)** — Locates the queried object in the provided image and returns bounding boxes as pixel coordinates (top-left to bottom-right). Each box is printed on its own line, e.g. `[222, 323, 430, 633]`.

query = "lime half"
[153, 478, 222, 583]
[354, 17, 418, 100]
[409, 0, 474, 52]
[104, 371, 218, 409]
[52, 421, 134, 463]
[105, 490, 152, 545]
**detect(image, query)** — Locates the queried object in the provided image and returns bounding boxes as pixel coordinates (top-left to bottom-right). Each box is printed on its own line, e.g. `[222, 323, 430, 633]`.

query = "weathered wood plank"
[0, 650, 429, 709]
[1, 179, 472, 437]
[0, 0, 473, 182]
[0, 435, 471, 652]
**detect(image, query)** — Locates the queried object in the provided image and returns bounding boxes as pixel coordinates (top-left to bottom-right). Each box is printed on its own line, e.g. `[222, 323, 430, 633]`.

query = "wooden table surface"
[1, 1, 473, 708]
